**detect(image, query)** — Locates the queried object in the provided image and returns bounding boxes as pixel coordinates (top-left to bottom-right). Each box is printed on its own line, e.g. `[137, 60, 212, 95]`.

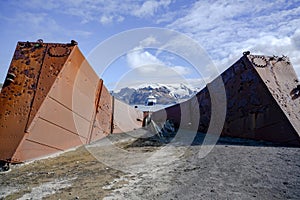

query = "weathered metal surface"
[26, 43, 75, 129]
[113, 99, 143, 133]
[71, 53, 100, 123]
[13, 138, 60, 163]
[249, 55, 300, 136]
[221, 55, 300, 145]
[25, 117, 87, 150]
[0, 41, 107, 163]
[20, 46, 100, 161]
[2, 40, 299, 164]
[151, 54, 300, 145]
[97, 84, 113, 136]
[48, 46, 100, 141]
[0, 42, 47, 162]
[29, 96, 91, 140]
[0, 41, 143, 163]
[90, 82, 113, 142]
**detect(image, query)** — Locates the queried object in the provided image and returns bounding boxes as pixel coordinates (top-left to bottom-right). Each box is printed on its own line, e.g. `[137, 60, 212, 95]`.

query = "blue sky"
[0, 0, 299, 90]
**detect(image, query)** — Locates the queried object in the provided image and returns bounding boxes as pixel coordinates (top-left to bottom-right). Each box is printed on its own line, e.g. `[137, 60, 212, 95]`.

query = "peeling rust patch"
[0, 42, 47, 162]
[48, 45, 71, 57]
[26, 43, 75, 130]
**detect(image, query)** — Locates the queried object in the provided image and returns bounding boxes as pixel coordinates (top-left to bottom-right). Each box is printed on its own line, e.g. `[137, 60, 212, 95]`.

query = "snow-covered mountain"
[112, 83, 199, 105]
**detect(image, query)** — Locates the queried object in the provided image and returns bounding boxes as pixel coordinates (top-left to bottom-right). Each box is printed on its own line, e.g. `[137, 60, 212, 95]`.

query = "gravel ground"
[1, 128, 299, 199]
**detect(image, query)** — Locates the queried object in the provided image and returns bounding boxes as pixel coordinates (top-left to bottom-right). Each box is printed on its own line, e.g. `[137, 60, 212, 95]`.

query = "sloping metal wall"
[151, 54, 300, 146]
[0, 41, 143, 163]
[250, 55, 300, 138]
[113, 98, 144, 133]
[90, 80, 113, 142]
[1, 41, 299, 163]
[0, 42, 75, 163]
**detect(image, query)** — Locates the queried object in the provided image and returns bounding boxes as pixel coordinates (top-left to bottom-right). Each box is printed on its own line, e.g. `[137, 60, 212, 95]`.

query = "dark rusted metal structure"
[151, 53, 300, 146]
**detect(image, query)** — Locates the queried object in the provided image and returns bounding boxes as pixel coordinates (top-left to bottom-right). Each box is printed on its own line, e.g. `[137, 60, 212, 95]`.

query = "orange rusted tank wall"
[90, 81, 113, 142]
[0, 41, 75, 163]
[0, 42, 43, 162]
[151, 54, 300, 146]
[0, 41, 141, 163]
[26, 43, 76, 129]
[14, 45, 99, 162]
[113, 98, 143, 133]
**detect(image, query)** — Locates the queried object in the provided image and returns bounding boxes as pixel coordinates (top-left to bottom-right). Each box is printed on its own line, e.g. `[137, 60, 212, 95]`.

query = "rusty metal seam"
[25, 43, 49, 131]
[110, 96, 115, 134]
[88, 79, 103, 144]
[48, 96, 91, 122]
[11, 134, 63, 163]
[11, 133, 29, 162]
[26, 95, 92, 133]
[24, 138, 64, 151]
[38, 116, 89, 139]
[25, 45, 77, 133]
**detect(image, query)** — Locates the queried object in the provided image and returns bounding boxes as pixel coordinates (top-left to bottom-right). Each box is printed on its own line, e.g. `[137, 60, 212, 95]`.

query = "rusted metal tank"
[151, 53, 300, 146]
[0, 41, 143, 164]
[113, 98, 144, 133]
[1, 40, 299, 167]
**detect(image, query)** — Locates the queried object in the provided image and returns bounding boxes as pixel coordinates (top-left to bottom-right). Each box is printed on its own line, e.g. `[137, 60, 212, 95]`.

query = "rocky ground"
[1, 129, 299, 199]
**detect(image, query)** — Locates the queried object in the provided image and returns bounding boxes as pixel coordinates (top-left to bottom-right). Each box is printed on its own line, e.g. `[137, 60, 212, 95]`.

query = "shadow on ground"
[126, 128, 299, 148]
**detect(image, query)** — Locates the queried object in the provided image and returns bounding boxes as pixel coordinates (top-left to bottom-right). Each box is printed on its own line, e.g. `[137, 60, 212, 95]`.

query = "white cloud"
[125, 47, 192, 85]
[13, 0, 174, 25]
[4, 11, 93, 40]
[72, 30, 93, 37]
[4, 12, 62, 40]
[156, 11, 179, 24]
[21, 0, 59, 10]
[2, 0, 299, 85]
[113, 64, 193, 89]
[139, 36, 159, 47]
[172, 66, 191, 75]
[126, 48, 163, 68]
[133, 0, 172, 17]
[292, 29, 300, 50]
[100, 15, 113, 25]
[126, 48, 191, 76]
[212, 29, 300, 75]
[168, 0, 300, 76]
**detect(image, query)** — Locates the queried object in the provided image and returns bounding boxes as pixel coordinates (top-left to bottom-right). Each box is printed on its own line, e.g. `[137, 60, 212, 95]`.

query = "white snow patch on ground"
[0, 186, 19, 199]
[17, 177, 77, 200]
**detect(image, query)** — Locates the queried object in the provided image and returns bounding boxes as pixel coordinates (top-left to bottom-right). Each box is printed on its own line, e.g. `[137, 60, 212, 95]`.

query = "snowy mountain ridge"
[112, 83, 200, 105]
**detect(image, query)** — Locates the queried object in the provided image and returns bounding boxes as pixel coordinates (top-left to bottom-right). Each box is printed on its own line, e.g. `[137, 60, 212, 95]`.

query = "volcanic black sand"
[1, 129, 299, 199]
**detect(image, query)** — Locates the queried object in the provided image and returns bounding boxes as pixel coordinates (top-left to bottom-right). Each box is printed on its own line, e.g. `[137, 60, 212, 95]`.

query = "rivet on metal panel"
[243, 51, 250, 56]
[34, 39, 44, 48]
[6, 72, 16, 83]
[70, 40, 78, 46]
[37, 39, 43, 43]
[290, 85, 300, 100]
[25, 41, 32, 48]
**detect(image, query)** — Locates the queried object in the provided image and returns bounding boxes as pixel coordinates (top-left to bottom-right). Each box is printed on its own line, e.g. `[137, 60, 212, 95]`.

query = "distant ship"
[145, 95, 157, 106]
